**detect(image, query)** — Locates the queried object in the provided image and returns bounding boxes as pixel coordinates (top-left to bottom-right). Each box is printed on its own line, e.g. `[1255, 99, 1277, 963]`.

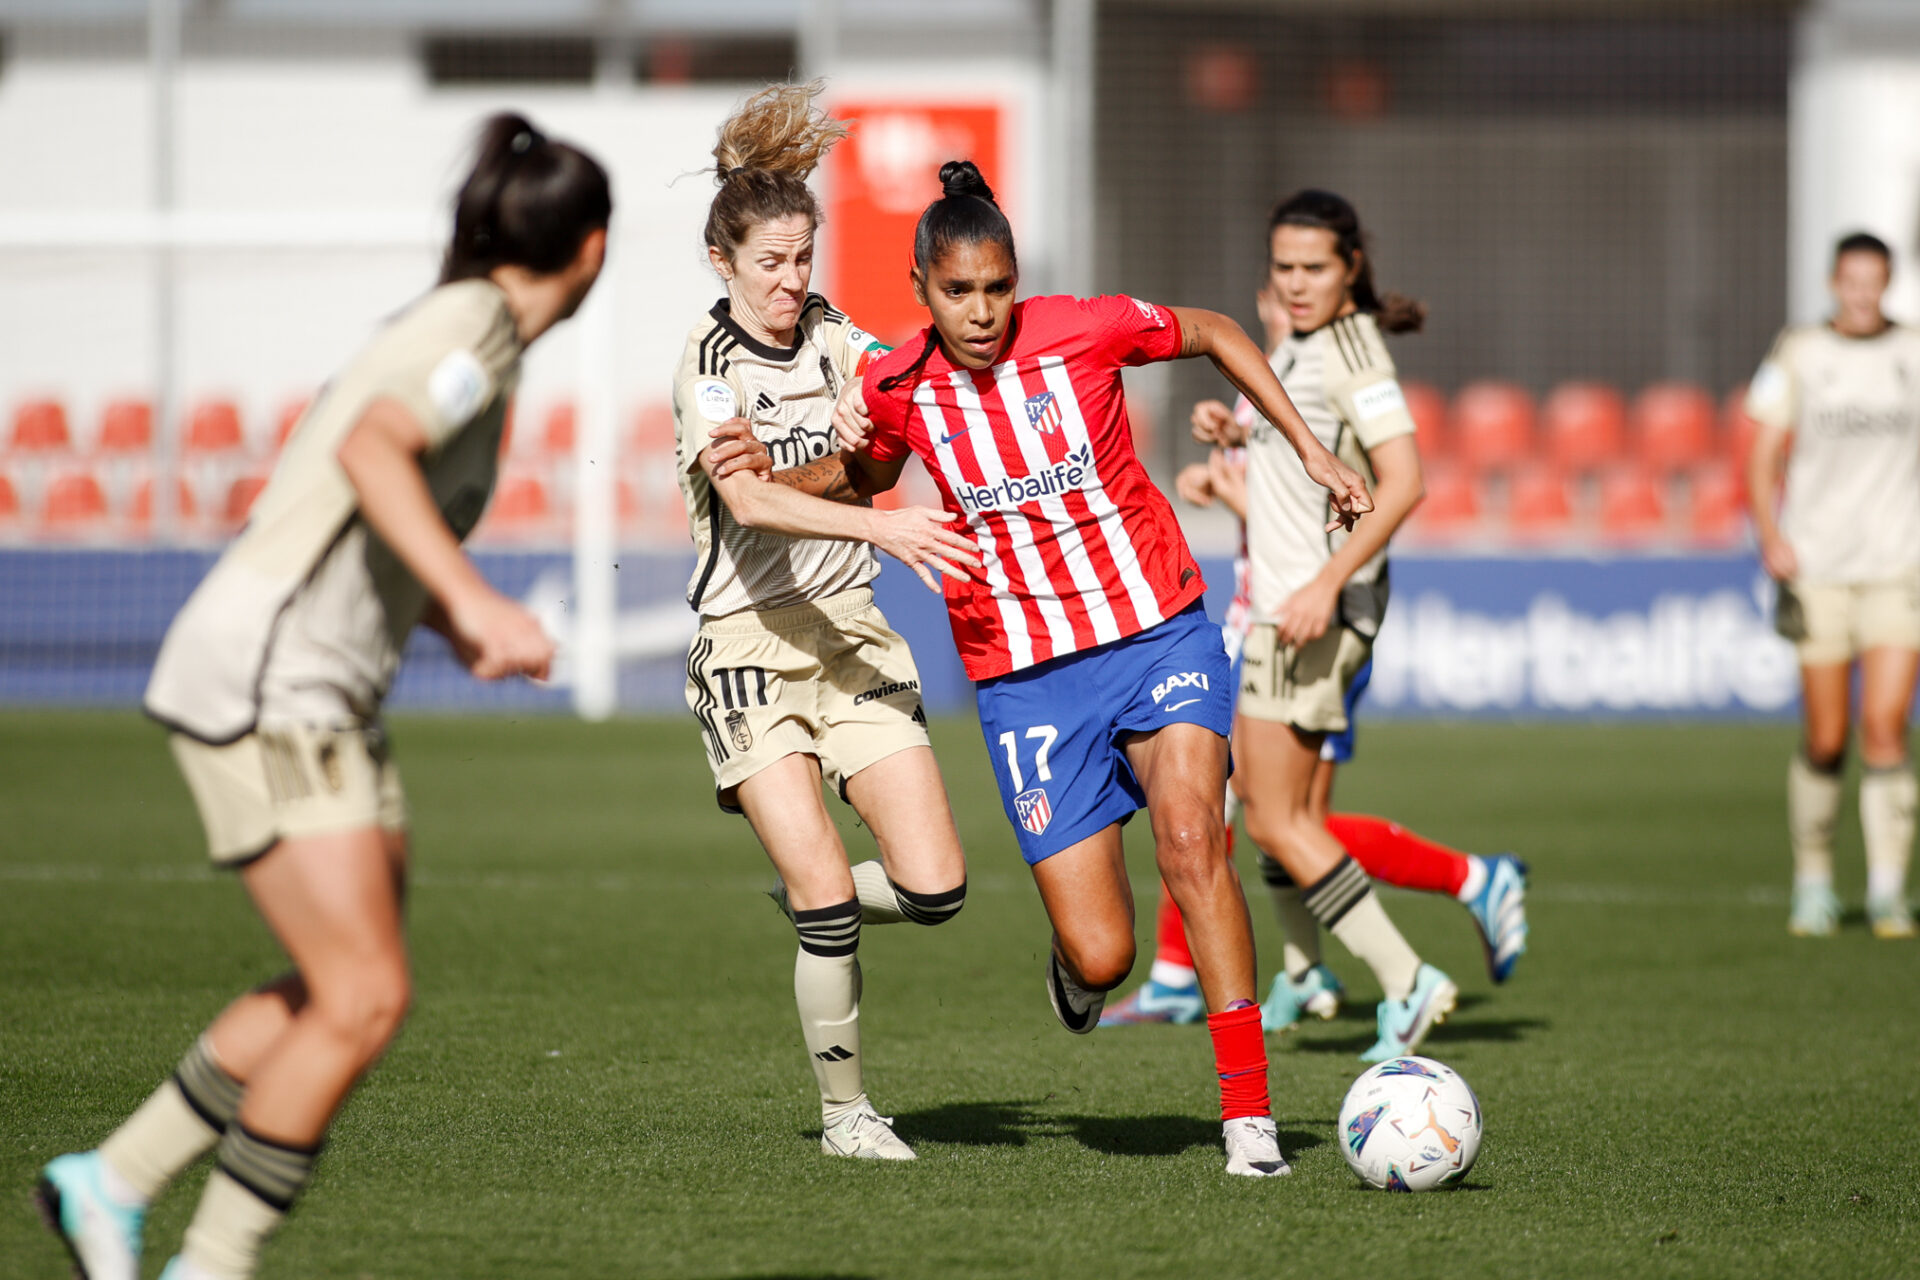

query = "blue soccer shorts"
[975, 602, 1235, 865]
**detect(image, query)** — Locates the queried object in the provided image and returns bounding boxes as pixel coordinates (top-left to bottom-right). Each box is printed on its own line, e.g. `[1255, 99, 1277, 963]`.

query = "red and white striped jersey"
[863, 293, 1206, 681]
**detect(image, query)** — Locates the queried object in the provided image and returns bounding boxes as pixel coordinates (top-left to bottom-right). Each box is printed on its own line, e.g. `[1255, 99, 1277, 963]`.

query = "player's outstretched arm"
[698, 426, 977, 591]
[707, 412, 907, 503]
[1275, 434, 1423, 647]
[337, 397, 554, 680]
[1172, 305, 1372, 529]
[1746, 418, 1797, 581]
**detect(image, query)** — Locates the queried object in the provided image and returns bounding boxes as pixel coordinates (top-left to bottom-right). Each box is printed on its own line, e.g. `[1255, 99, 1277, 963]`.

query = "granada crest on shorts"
[726, 709, 752, 753]
[1014, 787, 1052, 834]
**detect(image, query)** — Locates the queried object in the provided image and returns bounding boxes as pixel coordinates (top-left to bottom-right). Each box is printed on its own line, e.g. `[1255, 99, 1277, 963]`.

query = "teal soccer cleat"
[1465, 854, 1530, 983]
[1788, 882, 1841, 937]
[1099, 978, 1206, 1025]
[1360, 963, 1459, 1062]
[37, 1151, 145, 1280]
[1259, 963, 1344, 1032]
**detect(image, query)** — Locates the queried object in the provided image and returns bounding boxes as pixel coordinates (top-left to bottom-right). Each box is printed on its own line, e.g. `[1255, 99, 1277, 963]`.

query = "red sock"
[1327, 813, 1470, 895]
[1207, 1004, 1270, 1120]
[1154, 880, 1193, 968]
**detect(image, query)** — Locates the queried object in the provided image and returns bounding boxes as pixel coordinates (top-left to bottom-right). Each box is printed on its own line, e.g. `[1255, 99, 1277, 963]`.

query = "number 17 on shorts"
[1001, 725, 1060, 836]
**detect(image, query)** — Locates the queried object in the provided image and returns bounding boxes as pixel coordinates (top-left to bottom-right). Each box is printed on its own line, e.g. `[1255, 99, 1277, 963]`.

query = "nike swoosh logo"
[1390, 992, 1431, 1043]
[1164, 698, 1201, 712]
[1050, 960, 1095, 1032]
[939, 426, 972, 444]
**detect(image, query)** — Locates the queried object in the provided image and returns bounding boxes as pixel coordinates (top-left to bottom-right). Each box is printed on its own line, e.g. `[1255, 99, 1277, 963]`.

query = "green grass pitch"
[4, 712, 1917, 1278]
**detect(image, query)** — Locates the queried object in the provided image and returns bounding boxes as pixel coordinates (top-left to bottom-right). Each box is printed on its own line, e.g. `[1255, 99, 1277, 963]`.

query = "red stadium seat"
[630, 402, 675, 454]
[1402, 380, 1448, 455]
[488, 472, 550, 526]
[128, 475, 199, 526]
[1722, 386, 1763, 475]
[1506, 463, 1574, 539]
[1688, 461, 1746, 546]
[1633, 381, 1715, 473]
[276, 397, 311, 449]
[541, 403, 577, 454]
[41, 469, 109, 529]
[1406, 462, 1480, 539]
[224, 474, 270, 526]
[98, 399, 153, 453]
[10, 400, 71, 453]
[0, 472, 19, 521]
[498, 402, 517, 456]
[1452, 381, 1535, 471]
[1541, 381, 1626, 471]
[616, 475, 642, 525]
[186, 400, 245, 453]
[1597, 465, 1667, 543]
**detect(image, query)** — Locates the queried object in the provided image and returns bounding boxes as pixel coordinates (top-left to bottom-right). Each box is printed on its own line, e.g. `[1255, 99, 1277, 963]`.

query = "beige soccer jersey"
[674, 294, 889, 617]
[1244, 312, 1415, 630]
[146, 280, 523, 741]
[1746, 323, 1920, 585]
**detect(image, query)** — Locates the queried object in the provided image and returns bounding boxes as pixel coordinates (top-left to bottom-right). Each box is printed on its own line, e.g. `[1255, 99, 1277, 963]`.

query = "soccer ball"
[1337, 1056, 1482, 1191]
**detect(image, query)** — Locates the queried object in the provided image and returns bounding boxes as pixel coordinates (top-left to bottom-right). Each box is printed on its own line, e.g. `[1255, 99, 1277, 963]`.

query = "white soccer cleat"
[1222, 1116, 1291, 1178]
[37, 1151, 145, 1280]
[1044, 949, 1104, 1034]
[821, 1101, 917, 1161]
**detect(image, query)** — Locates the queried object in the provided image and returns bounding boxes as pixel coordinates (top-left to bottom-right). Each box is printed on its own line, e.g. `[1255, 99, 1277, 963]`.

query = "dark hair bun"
[939, 160, 996, 204]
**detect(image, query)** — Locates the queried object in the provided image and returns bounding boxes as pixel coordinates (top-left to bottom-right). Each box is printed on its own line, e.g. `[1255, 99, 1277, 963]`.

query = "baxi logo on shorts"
[1014, 787, 1052, 835]
[726, 709, 753, 753]
[1024, 390, 1063, 435]
[1152, 670, 1209, 712]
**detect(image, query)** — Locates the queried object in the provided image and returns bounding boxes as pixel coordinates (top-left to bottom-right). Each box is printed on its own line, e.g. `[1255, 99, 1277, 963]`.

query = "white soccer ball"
[1337, 1056, 1482, 1191]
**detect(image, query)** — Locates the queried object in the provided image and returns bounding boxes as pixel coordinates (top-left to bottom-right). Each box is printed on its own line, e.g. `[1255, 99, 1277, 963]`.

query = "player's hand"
[1174, 462, 1215, 506]
[446, 587, 556, 682]
[1308, 449, 1373, 531]
[1276, 574, 1340, 648]
[1759, 531, 1798, 582]
[1190, 398, 1241, 446]
[1207, 448, 1248, 514]
[706, 418, 771, 481]
[834, 380, 875, 453]
[866, 506, 979, 592]
[1255, 280, 1290, 355]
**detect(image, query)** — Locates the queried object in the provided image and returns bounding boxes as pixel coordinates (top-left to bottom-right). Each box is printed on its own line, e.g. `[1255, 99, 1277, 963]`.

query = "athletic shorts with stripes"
[168, 722, 406, 866]
[1235, 620, 1374, 736]
[685, 586, 930, 813]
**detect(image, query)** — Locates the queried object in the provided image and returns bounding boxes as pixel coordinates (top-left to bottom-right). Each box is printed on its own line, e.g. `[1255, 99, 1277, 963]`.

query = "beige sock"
[792, 899, 866, 1124]
[181, 1125, 317, 1280]
[850, 860, 907, 924]
[1788, 752, 1843, 886]
[1256, 853, 1320, 979]
[1860, 765, 1916, 901]
[100, 1034, 243, 1201]
[1303, 857, 1422, 1002]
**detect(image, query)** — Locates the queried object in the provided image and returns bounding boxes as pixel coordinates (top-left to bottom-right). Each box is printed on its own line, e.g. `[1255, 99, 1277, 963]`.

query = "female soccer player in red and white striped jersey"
[720, 160, 1371, 1177]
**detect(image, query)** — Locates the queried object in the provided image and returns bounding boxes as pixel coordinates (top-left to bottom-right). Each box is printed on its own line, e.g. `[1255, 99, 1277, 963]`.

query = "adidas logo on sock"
[814, 1045, 854, 1062]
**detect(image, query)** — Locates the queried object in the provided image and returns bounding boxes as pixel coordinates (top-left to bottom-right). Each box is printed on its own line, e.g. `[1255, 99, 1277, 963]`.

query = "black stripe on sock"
[1302, 857, 1370, 928]
[794, 898, 862, 957]
[894, 879, 966, 926]
[1256, 854, 1294, 887]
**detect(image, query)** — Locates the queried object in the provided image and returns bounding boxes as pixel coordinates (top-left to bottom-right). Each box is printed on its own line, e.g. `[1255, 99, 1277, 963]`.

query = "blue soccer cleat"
[1260, 964, 1344, 1032]
[1099, 978, 1206, 1025]
[1465, 854, 1529, 983]
[1361, 963, 1459, 1062]
[37, 1151, 145, 1280]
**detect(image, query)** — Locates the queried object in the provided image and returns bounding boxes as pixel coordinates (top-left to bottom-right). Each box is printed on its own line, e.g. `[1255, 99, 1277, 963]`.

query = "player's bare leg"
[843, 745, 968, 925]
[1859, 646, 1919, 936]
[1789, 662, 1851, 935]
[736, 753, 913, 1159]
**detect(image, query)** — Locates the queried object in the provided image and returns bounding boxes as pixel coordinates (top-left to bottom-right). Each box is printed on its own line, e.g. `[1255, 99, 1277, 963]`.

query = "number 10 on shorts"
[1000, 725, 1059, 835]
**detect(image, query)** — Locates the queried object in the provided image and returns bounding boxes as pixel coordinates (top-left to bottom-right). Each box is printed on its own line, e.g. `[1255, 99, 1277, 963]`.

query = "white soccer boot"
[821, 1100, 917, 1161]
[1222, 1116, 1291, 1178]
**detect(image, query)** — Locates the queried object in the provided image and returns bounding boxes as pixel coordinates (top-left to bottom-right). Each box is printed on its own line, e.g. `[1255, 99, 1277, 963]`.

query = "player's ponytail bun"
[1268, 189, 1425, 336]
[704, 81, 848, 264]
[878, 159, 1021, 395]
[442, 113, 611, 284]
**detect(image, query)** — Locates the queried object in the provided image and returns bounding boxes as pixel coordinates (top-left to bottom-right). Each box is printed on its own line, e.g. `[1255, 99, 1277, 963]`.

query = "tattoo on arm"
[773, 454, 862, 503]
[1179, 315, 1206, 358]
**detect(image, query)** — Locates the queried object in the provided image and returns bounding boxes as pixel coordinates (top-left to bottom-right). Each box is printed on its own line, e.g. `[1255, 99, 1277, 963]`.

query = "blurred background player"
[753, 159, 1371, 1177]
[1187, 190, 1499, 1061]
[37, 114, 609, 1280]
[1105, 288, 1528, 1031]
[1747, 230, 1920, 940]
[672, 83, 977, 1162]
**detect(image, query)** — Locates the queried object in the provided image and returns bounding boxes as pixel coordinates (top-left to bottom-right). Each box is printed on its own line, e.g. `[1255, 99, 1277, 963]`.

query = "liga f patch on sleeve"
[427, 349, 490, 426]
[1352, 380, 1409, 423]
[694, 379, 738, 423]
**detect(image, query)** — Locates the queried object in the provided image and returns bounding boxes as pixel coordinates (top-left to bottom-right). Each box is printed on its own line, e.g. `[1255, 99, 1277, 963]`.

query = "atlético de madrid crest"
[1015, 786, 1052, 835]
[1023, 390, 1063, 435]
